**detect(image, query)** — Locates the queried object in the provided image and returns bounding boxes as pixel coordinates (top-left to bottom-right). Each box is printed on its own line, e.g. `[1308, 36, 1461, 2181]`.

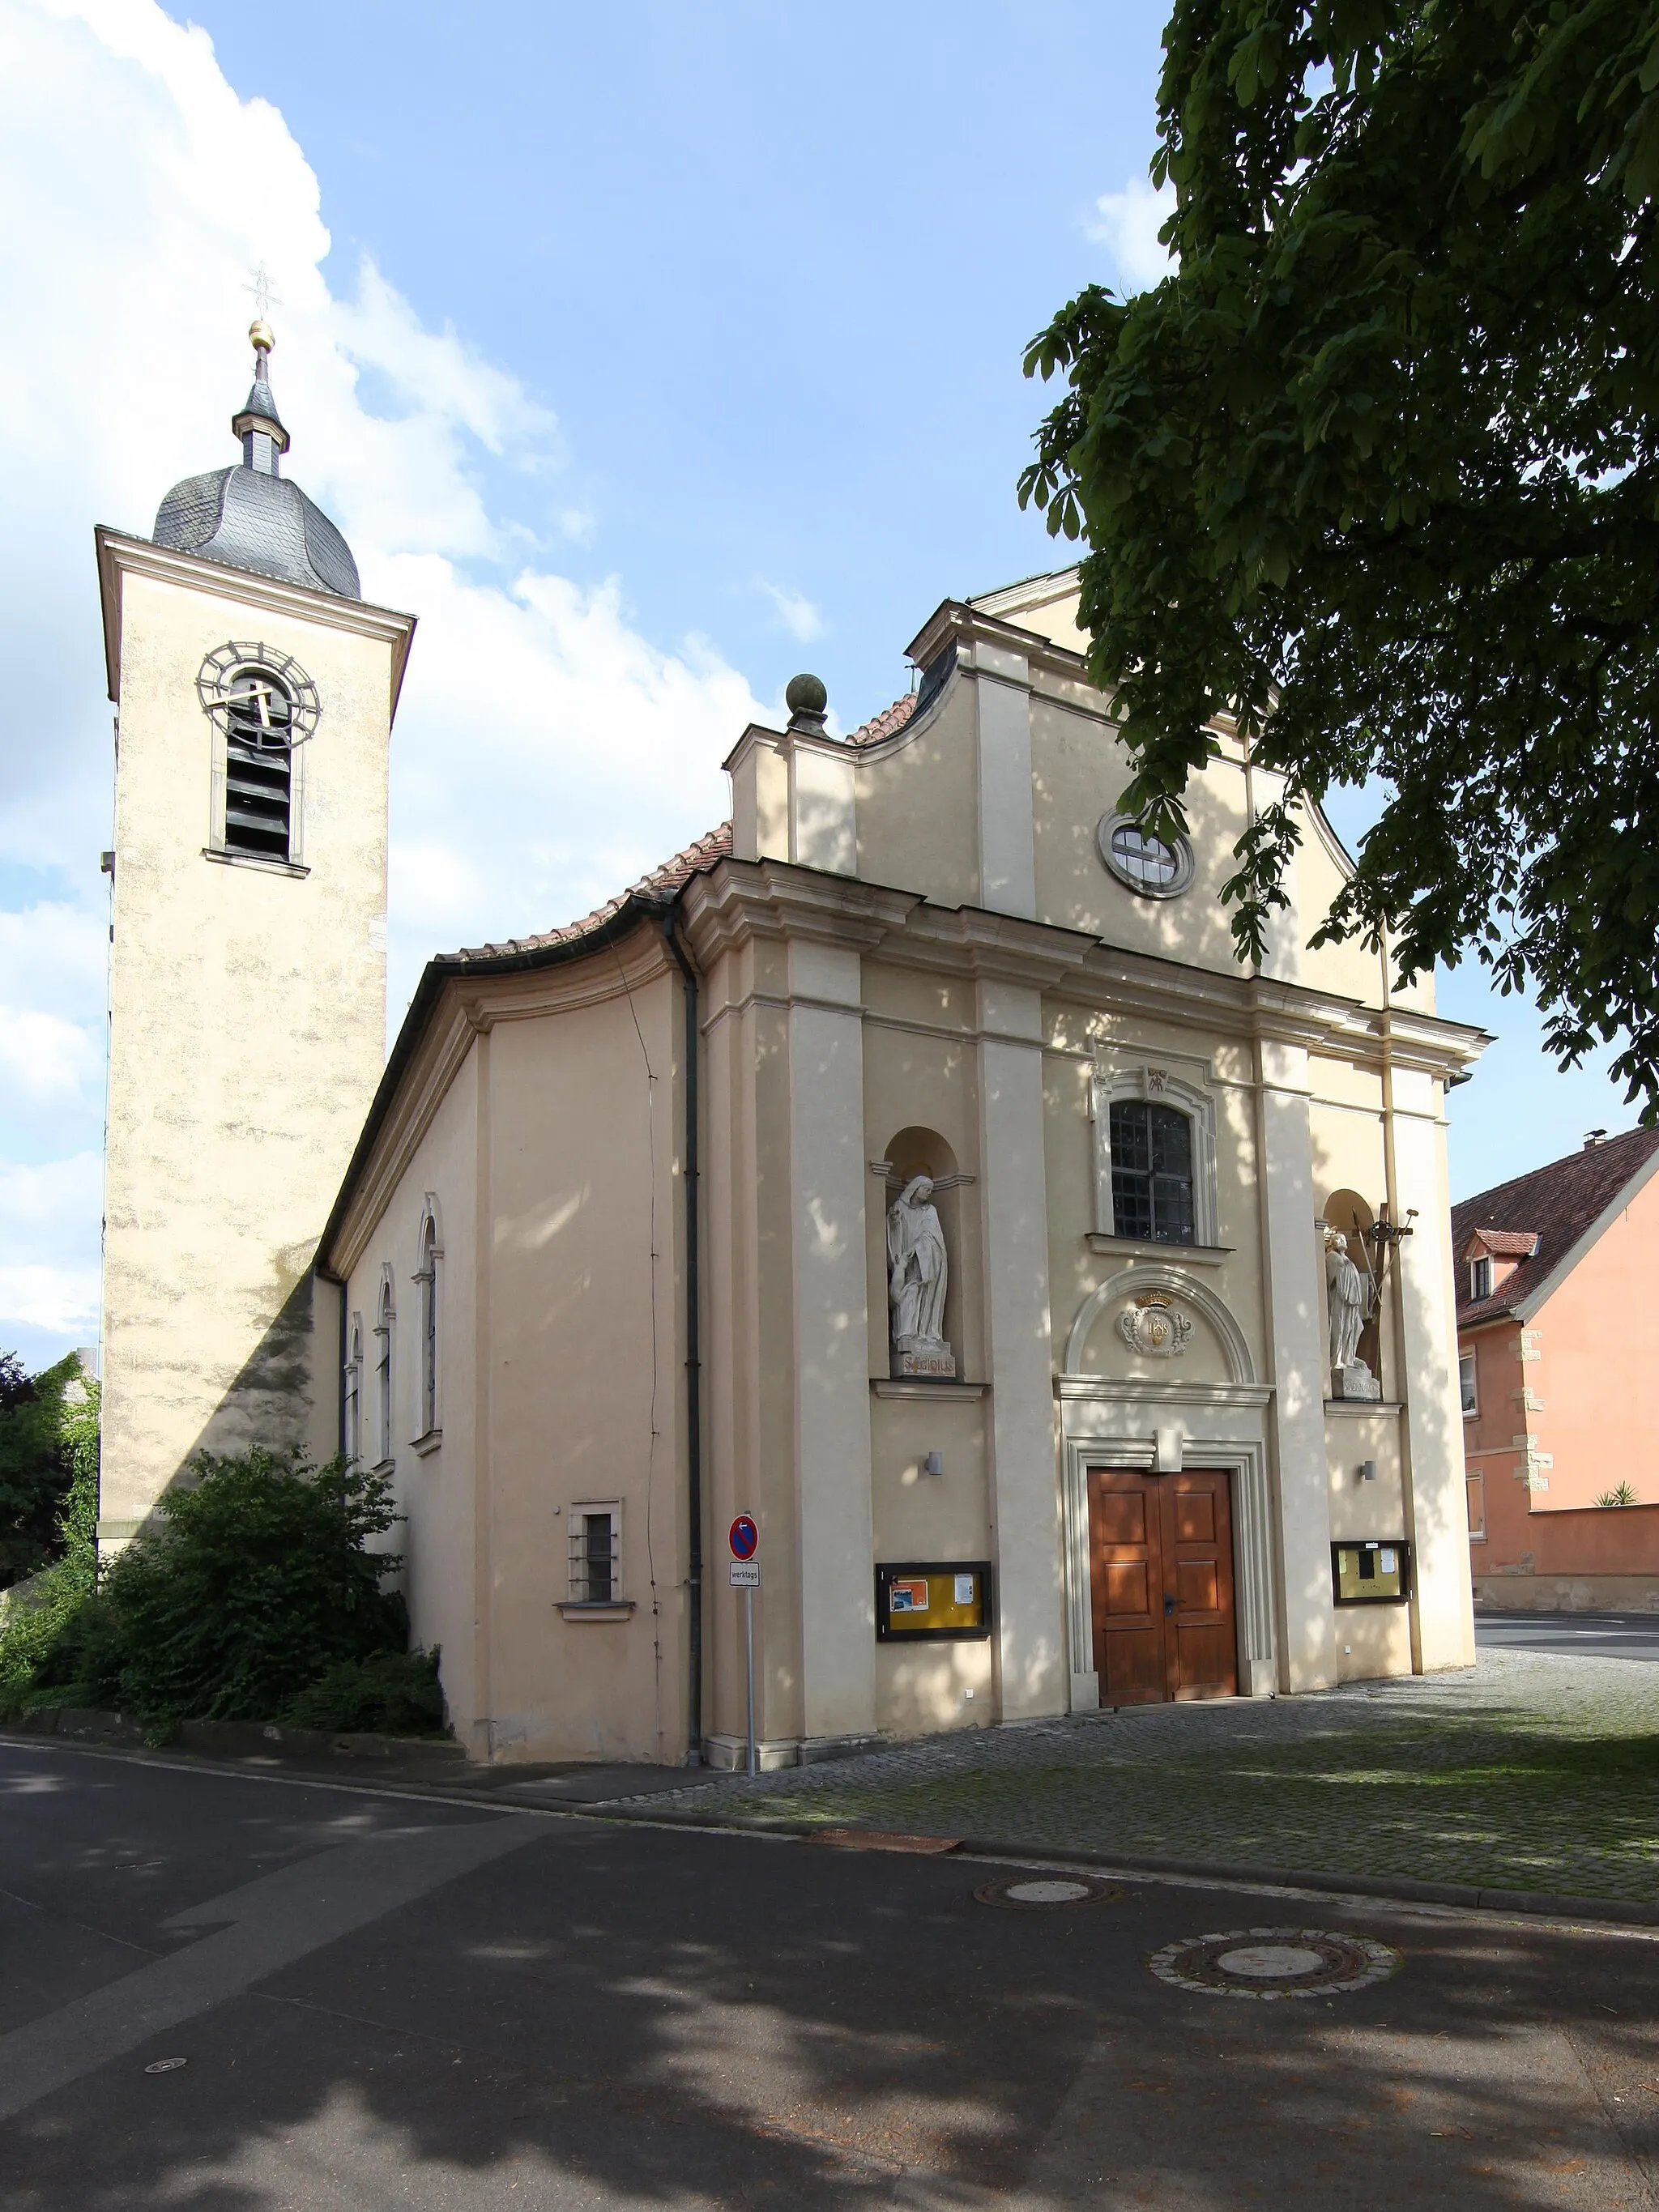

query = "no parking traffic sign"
[728, 1515, 758, 1561]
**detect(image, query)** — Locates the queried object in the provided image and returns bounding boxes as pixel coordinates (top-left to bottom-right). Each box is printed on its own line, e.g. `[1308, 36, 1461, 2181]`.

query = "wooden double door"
[1087, 1468, 1238, 1704]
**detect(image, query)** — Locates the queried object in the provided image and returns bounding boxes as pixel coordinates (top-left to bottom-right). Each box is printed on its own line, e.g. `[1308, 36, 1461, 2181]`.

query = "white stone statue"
[1324, 1224, 1378, 1396]
[887, 1175, 953, 1375]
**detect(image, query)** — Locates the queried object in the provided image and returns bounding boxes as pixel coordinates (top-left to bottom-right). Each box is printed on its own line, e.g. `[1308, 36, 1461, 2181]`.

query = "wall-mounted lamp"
[1358, 1459, 1377, 1483]
[923, 1451, 944, 1477]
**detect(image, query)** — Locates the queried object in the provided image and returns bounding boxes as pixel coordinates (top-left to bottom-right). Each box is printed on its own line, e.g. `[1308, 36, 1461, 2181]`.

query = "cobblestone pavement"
[633, 1648, 1659, 1902]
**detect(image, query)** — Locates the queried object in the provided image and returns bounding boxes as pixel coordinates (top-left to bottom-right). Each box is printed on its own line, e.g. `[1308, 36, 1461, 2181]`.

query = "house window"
[374, 1271, 394, 1466]
[569, 1503, 620, 1605]
[344, 1315, 363, 1465]
[222, 667, 294, 860]
[1459, 1351, 1478, 1417]
[1469, 1255, 1493, 1302]
[1096, 812, 1196, 899]
[1107, 1099, 1196, 1245]
[1466, 1472, 1486, 1541]
[415, 1208, 440, 1438]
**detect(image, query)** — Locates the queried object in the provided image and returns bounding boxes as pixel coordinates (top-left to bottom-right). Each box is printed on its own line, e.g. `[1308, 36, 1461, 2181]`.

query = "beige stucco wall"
[333, 940, 691, 1765]
[99, 540, 409, 1541]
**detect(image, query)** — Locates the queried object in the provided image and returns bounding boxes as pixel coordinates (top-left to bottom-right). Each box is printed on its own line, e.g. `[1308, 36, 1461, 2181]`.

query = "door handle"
[1164, 1595, 1176, 1616]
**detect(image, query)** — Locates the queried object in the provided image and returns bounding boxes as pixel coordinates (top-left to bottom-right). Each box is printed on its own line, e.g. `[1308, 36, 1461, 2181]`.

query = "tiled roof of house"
[451, 823, 734, 962]
[1466, 1228, 1541, 1259]
[847, 693, 917, 748]
[1452, 1125, 1659, 1324]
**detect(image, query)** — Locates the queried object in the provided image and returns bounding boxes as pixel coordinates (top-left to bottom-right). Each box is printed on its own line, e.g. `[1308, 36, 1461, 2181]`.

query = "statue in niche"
[887, 1175, 954, 1377]
[1324, 1223, 1380, 1400]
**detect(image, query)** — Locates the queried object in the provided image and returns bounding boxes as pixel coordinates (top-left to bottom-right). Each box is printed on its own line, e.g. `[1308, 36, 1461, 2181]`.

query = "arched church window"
[222, 667, 295, 860]
[375, 1271, 394, 1467]
[415, 1208, 440, 1438]
[1107, 1099, 1196, 1245]
[344, 1315, 363, 1465]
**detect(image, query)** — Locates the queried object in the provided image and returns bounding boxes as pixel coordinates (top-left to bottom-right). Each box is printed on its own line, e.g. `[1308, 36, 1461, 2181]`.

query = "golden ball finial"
[248, 318, 275, 355]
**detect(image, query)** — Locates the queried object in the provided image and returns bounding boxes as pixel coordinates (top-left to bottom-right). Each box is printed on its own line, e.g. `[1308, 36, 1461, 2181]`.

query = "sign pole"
[744, 1584, 757, 1778]
[727, 1515, 761, 1781]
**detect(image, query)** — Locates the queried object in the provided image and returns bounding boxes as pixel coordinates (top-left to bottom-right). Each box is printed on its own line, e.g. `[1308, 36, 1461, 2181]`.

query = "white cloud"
[0, 1153, 103, 1338]
[0, 0, 768, 1345]
[1086, 176, 1178, 292]
[760, 582, 825, 645]
[0, 1009, 101, 1106]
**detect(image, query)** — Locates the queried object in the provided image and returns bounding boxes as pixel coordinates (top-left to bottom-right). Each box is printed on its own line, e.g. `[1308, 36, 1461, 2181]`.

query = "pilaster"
[786, 939, 877, 1742]
[976, 978, 1065, 1716]
[1256, 1038, 1339, 1690]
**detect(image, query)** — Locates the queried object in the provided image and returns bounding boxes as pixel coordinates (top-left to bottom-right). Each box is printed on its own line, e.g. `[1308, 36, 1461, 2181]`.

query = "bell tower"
[95, 322, 416, 1549]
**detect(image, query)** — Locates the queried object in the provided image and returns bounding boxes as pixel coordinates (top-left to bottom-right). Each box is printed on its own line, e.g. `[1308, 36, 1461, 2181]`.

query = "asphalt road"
[1475, 1609, 1659, 1660]
[3, 1737, 1658, 2210]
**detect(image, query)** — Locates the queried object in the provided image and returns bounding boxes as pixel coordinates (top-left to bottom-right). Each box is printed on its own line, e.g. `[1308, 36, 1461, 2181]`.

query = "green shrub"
[0, 1371, 100, 1701]
[281, 1648, 446, 1736]
[36, 1447, 411, 1724]
[0, 1352, 92, 1588]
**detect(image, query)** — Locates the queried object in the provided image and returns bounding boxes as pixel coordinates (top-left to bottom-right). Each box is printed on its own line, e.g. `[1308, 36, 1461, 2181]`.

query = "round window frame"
[1095, 812, 1195, 901]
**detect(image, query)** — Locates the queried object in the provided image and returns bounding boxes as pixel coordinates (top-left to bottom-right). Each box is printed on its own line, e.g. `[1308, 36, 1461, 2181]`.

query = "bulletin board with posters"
[1331, 1541, 1411, 1605]
[875, 1562, 993, 1642]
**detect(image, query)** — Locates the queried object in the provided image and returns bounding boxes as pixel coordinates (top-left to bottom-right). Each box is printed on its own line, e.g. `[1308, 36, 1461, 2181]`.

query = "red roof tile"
[1465, 1228, 1540, 1259]
[1452, 1126, 1659, 1324]
[846, 693, 917, 748]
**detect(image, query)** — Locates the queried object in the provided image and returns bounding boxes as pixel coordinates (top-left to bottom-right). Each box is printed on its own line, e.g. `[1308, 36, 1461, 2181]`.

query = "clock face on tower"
[196, 641, 321, 751]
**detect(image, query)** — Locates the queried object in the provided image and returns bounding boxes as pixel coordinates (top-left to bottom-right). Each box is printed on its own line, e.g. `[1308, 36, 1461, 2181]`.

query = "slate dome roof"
[151, 329, 360, 599]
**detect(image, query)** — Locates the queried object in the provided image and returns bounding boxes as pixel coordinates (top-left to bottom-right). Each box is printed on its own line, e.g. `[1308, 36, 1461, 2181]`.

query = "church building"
[95, 329, 1485, 1766]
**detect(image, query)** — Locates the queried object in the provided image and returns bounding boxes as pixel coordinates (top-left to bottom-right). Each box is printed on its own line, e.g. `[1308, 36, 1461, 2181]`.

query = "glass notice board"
[1331, 1541, 1411, 1605]
[875, 1561, 993, 1642]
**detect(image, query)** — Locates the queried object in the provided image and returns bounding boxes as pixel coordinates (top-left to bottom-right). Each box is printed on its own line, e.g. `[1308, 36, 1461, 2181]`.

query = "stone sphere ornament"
[785, 671, 827, 716]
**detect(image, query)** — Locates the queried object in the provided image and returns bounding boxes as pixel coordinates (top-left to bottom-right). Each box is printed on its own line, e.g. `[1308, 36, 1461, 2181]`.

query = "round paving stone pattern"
[1148, 1926, 1401, 1999]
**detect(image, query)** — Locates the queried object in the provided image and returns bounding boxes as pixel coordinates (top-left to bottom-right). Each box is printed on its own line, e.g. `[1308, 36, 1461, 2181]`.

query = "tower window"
[223, 668, 293, 859]
[1108, 1099, 1196, 1245]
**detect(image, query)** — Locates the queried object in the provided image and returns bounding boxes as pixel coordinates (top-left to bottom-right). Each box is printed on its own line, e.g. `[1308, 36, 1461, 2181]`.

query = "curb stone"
[6, 1720, 1657, 1936]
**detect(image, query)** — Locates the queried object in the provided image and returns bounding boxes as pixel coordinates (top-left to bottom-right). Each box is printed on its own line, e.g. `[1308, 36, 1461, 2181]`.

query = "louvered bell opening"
[224, 677, 292, 860]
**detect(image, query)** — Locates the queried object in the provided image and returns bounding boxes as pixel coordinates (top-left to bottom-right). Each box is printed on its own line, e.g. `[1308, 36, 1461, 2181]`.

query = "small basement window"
[223, 668, 293, 859]
[569, 1503, 620, 1605]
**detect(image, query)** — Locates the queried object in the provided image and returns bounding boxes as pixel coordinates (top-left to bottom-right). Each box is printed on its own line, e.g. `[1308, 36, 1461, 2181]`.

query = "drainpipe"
[663, 910, 705, 1764]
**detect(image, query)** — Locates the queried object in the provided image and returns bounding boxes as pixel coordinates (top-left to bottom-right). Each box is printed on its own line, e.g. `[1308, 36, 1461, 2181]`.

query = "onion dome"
[151, 322, 360, 599]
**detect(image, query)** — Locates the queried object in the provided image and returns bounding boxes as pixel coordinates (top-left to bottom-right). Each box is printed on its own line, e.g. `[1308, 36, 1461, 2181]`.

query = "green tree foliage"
[0, 1352, 92, 1587]
[1021, 2, 1659, 1102]
[0, 1366, 100, 1695]
[36, 1447, 416, 1724]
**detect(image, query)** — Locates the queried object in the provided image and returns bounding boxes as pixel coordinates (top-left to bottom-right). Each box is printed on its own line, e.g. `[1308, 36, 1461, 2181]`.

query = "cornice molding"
[94, 526, 417, 718]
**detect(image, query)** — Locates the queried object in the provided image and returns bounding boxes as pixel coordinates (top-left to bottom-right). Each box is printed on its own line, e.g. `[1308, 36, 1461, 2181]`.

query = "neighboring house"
[1456, 1127, 1659, 1611]
[94, 323, 1490, 1766]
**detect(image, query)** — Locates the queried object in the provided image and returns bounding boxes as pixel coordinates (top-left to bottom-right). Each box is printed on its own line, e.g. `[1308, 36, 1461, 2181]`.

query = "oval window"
[1097, 812, 1195, 899]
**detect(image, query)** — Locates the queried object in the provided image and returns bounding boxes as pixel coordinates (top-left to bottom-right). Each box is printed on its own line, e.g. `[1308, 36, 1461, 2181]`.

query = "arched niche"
[1064, 1264, 1255, 1385]
[881, 1125, 962, 1366]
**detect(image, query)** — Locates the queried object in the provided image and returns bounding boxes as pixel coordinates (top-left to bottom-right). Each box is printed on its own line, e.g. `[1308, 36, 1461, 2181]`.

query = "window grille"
[1107, 1099, 1196, 1245]
[223, 670, 293, 860]
[568, 1505, 620, 1605]
[416, 1215, 438, 1436]
[345, 1316, 363, 1464]
[375, 1276, 394, 1464]
[1459, 1352, 1478, 1417]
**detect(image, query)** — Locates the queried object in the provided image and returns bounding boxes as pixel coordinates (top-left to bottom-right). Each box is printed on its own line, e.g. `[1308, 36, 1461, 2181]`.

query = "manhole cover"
[1148, 1926, 1400, 1999]
[975, 1872, 1124, 1908]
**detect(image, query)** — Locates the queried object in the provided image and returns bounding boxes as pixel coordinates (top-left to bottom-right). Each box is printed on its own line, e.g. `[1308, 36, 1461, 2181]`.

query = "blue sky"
[0, 0, 1640, 1370]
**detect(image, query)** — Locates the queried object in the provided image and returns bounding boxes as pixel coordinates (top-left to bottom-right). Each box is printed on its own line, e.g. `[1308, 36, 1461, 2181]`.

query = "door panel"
[1087, 1469, 1164, 1705]
[1087, 1467, 1238, 1705]
[1162, 1471, 1237, 1700]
